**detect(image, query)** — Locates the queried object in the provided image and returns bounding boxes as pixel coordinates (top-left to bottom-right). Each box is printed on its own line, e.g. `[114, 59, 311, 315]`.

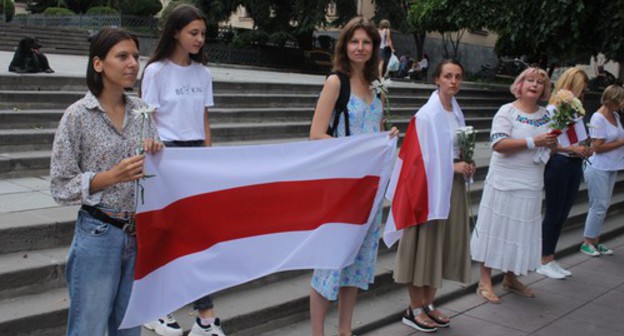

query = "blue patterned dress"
[311, 93, 384, 300]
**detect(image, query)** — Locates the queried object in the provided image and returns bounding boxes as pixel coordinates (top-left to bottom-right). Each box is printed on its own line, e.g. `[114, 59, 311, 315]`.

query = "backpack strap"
[326, 71, 351, 137]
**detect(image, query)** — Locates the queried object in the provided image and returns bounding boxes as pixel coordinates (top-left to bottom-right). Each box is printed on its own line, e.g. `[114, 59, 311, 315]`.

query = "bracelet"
[526, 137, 535, 149]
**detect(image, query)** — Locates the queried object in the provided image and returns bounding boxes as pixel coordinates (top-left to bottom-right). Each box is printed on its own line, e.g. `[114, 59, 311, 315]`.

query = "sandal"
[401, 306, 438, 333]
[423, 304, 449, 328]
[503, 275, 535, 298]
[476, 284, 500, 304]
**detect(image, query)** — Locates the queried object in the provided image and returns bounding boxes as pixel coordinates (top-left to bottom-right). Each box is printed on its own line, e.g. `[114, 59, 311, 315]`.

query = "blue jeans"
[542, 155, 583, 256]
[65, 210, 140, 336]
[583, 165, 617, 239]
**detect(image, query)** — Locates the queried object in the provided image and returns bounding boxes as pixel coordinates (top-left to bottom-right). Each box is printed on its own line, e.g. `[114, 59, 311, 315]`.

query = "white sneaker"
[143, 314, 183, 336]
[552, 261, 572, 277]
[536, 261, 566, 279]
[189, 317, 226, 336]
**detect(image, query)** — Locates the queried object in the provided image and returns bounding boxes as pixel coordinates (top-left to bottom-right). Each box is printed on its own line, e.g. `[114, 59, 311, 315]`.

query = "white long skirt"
[470, 182, 542, 275]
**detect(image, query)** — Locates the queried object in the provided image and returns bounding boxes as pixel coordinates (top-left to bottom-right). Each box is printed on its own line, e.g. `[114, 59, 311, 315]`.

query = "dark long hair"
[146, 4, 208, 67]
[332, 16, 380, 83]
[86, 28, 139, 97]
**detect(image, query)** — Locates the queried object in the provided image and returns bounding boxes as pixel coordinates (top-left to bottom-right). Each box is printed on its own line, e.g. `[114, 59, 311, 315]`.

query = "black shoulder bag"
[326, 72, 351, 137]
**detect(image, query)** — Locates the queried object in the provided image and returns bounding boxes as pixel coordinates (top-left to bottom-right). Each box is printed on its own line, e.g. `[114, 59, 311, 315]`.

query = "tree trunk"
[412, 30, 426, 60]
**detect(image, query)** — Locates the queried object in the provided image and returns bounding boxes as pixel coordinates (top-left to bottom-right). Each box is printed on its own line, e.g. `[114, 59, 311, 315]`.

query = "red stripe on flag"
[391, 117, 429, 229]
[566, 123, 578, 144]
[134, 177, 380, 279]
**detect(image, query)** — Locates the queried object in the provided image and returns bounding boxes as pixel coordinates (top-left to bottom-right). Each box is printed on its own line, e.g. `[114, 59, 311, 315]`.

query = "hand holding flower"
[387, 126, 399, 138]
[534, 133, 558, 148]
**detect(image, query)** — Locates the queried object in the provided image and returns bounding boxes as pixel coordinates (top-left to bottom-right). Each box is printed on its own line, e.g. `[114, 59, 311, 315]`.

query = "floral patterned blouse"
[50, 91, 159, 213]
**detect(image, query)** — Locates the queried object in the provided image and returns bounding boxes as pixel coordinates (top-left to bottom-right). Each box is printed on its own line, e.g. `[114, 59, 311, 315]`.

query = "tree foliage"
[408, 0, 490, 60]
[372, 0, 410, 32]
[1, 0, 16, 22]
[26, 0, 59, 14]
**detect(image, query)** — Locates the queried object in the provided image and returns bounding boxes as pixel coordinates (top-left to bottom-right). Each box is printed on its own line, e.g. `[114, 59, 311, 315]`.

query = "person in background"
[140, 4, 225, 336]
[309, 16, 398, 336]
[50, 28, 163, 336]
[377, 19, 394, 78]
[580, 84, 624, 256]
[537, 68, 591, 279]
[471, 67, 556, 304]
[393, 59, 474, 333]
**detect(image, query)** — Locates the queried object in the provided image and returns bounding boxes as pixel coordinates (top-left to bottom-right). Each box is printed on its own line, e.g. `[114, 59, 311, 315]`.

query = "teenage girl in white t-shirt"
[140, 4, 225, 336]
[581, 85, 624, 257]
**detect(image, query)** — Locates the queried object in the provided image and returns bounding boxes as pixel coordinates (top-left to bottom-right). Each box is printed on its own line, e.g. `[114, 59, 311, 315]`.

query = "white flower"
[457, 126, 475, 135]
[132, 106, 155, 120]
[370, 77, 392, 95]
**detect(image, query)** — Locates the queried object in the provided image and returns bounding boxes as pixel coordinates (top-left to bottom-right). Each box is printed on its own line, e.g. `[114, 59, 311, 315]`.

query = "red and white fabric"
[383, 91, 464, 247]
[120, 133, 397, 328]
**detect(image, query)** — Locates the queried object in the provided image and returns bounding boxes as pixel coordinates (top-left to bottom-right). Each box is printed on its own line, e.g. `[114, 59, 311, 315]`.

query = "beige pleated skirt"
[393, 173, 472, 288]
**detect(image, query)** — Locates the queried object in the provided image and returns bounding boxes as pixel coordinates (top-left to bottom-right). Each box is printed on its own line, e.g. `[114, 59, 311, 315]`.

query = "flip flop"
[476, 284, 500, 304]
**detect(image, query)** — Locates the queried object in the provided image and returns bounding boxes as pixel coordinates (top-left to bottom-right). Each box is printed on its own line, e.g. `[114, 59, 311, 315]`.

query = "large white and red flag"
[383, 91, 461, 247]
[120, 133, 397, 328]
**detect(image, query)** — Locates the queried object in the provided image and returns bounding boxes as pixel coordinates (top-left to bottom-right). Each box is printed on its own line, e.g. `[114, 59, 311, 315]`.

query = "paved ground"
[363, 237, 624, 336]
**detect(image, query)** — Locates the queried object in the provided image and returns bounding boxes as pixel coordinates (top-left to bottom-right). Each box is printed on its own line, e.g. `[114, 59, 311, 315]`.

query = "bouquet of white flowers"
[456, 126, 476, 164]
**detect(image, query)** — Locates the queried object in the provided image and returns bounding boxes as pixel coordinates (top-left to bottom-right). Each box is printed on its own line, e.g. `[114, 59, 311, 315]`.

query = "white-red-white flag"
[120, 133, 397, 328]
[383, 103, 456, 247]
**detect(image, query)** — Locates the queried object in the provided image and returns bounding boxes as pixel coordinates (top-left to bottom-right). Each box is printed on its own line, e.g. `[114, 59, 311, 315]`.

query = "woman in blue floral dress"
[308, 17, 398, 336]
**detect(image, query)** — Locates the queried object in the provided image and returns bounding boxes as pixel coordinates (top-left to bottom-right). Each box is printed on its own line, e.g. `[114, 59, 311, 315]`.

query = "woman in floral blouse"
[470, 67, 557, 304]
[50, 28, 162, 336]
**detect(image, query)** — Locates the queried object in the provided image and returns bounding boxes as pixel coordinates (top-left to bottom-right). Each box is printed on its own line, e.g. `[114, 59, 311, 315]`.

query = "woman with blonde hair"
[581, 84, 624, 256]
[537, 68, 592, 279]
[309, 16, 398, 336]
[471, 67, 557, 304]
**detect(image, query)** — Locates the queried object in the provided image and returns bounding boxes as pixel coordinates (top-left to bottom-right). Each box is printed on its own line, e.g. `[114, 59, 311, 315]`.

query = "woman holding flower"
[50, 28, 163, 336]
[538, 68, 591, 279]
[581, 84, 624, 256]
[471, 67, 556, 304]
[308, 16, 398, 336]
[140, 5, 226, 336]
[393, 59, 474, 333]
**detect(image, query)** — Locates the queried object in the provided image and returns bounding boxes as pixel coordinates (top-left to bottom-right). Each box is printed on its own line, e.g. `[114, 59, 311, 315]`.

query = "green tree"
[490, 0, 624, 65]
[26, 0, 60, 14]
[63, 0, 107, 13]
[408, 0, 490, 60]
[115, 0, 162, 16]
[196, 0, 358, 49]
[1, 0, 16, 22]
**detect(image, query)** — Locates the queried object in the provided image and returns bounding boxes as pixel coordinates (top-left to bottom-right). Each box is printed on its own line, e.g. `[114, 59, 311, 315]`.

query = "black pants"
[542, 155, 583, 256]
[164, 139, 215, 310]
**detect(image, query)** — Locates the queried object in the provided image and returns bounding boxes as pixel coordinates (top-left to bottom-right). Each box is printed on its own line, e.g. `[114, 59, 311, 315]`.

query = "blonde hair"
[379, 19, 390, 29]
[549, 68, 588, 104]
[510, 67, 551, 100]
[601, 84, 624, 107]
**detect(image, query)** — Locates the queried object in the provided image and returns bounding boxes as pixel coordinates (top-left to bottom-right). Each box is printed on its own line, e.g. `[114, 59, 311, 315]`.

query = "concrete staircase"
[0, 24, 91, 56]
[1, 74, 623, 336]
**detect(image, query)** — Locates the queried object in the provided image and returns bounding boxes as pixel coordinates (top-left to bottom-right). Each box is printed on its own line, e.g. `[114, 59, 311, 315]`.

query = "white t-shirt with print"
[141, 60, 214, 142]
[587, 111, 624, 171]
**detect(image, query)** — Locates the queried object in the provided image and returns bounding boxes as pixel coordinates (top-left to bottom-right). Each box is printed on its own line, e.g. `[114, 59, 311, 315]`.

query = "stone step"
[0, 246, 67, 301]
[256, 212, 624, 336]
[0, 150, 52, 178]
[0, 107, 500, 132]
[0, 89, 511, 110]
